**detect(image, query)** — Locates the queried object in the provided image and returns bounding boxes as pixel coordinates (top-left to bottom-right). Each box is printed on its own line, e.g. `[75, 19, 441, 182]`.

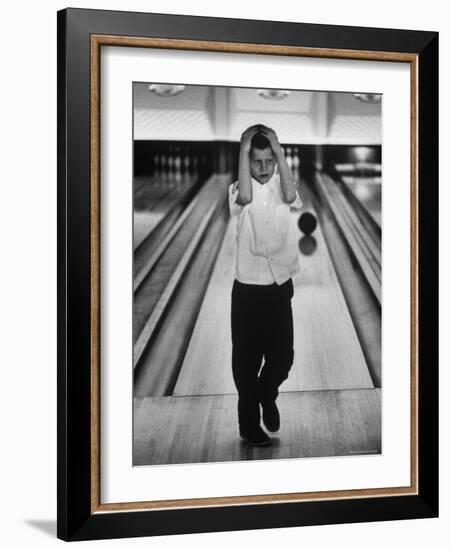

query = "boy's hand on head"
[258, 125, 282, 154]
[240, 125, 260, 153]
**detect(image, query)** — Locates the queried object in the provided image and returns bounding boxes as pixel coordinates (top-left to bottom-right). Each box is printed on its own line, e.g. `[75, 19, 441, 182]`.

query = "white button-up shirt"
[228, 172, 303, 285]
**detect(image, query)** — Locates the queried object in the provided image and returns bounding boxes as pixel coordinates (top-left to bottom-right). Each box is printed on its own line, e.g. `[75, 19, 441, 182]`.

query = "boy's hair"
[250, 132, 271, 152]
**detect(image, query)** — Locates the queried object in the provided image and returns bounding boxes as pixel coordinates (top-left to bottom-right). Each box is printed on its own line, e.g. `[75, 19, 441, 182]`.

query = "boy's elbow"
[236, 193, 252, 206]
[285, 193, 297, 204]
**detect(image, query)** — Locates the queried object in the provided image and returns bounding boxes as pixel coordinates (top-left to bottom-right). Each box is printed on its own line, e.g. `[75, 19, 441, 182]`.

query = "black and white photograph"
[132, 83, 382, 466]
[0, 0, 444, 545]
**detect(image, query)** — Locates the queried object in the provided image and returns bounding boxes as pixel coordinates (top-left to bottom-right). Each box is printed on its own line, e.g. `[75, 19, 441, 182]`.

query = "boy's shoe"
[261, 400, 280, 432]
[239, 426, 271, 446]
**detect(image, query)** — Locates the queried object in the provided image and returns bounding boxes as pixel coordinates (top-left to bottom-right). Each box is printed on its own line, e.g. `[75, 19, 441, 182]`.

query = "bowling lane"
[134, 175, 167, 249]
[287, 178, 373, 391]
[134, 173, 198, 250]
[134, 389, 381, 465]
[341, 176, 382, 227]
[173, 178, 373, 397]
[172, 217, 236, 396]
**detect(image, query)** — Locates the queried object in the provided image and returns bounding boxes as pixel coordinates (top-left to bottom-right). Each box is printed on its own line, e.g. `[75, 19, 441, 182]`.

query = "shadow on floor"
[25, 519, 56, 538]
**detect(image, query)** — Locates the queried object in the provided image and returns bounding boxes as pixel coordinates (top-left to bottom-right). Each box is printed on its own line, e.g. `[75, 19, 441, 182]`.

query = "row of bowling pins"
[153, 150, 207, 180]
[150, 145, 300, 186]
[153, 146, 299, 172]
[281, 146, 301, 171]
[153, 150, 202, 188]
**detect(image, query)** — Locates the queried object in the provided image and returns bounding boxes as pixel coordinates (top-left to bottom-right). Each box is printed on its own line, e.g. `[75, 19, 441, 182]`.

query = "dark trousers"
[231, 278, 294, 432]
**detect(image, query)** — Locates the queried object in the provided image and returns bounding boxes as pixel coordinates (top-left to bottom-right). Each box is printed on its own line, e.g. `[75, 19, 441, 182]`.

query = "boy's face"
[249, 147, 276, 184]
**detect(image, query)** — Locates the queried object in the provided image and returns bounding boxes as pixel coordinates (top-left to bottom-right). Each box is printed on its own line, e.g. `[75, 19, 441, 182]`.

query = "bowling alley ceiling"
[134, 83, 381, 144]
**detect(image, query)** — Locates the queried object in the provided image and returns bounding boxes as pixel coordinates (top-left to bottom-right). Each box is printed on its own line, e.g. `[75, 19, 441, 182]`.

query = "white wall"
[0, 1, 447, 549]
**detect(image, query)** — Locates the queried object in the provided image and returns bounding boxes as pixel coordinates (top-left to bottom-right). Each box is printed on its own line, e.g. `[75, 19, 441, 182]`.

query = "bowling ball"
[298, 212, 317, 235]
[299, 235, 317, 256]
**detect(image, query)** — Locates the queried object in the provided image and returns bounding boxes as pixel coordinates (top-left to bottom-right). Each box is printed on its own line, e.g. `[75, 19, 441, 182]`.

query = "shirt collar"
[251, 172, 278, 191]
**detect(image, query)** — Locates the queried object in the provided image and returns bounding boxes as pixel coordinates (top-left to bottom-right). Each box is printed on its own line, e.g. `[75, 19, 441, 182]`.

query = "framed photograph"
[57, 8, 438, 541]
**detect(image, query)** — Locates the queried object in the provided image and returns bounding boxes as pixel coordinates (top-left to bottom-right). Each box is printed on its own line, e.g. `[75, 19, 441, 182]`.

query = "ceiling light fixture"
[148, 84, 186, 97]
[353, 93, 382, 104]
[257, 89, 291, 100]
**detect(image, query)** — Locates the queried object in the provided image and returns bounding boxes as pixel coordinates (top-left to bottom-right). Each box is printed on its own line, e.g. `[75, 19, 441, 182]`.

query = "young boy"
[229, 124, 303, 447]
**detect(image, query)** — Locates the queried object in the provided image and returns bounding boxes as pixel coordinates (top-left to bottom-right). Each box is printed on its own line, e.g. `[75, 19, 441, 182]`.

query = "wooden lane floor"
[133, 177, 380, 466]
[133, 177, 223, 339]
[173, 177, 373, 396]
[172, 218, 236, 396]
[133, 389, 381, 465]
[288, 179, 375, 390]
[340, 176, 382, 228]
[134, 173, 198, 250]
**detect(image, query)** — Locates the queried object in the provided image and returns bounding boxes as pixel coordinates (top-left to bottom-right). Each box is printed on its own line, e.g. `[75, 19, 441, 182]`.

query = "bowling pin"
[160, 153, 167, 185]
[153, 154, 160, 184]
[286, 147, 293, 169]
[183, 147, 190, 184]
[292, 147, 300, 181]
[167, 146, 174, 188]
[292, 147, 300, 170]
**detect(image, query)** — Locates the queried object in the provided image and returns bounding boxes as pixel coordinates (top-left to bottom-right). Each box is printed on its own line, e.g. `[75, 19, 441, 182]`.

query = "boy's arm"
[289, 190, 303, 210]
[237, 125, 259, 205]
[229, 182, 244, 216]
[261, 126, 297, 204]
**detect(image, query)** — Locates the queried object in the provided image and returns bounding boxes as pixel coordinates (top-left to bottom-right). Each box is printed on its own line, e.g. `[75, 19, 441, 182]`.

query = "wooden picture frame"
[57, 7, 438, 541]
